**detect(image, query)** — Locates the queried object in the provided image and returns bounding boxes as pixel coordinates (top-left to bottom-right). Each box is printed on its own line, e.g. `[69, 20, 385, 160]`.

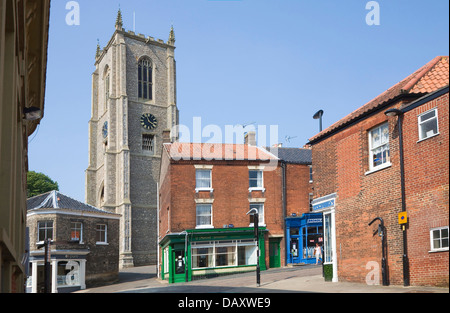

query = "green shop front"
[160, 227, 266, 283]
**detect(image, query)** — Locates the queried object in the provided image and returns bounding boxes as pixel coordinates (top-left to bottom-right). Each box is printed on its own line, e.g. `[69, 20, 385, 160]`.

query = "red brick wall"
[311, 136, 337, 199]
[403, 92, 449, 287]
[285, 163, 313, 217]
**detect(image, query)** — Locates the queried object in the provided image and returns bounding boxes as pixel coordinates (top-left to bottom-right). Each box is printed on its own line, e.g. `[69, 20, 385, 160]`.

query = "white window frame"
[70, 222, 83, 243]
[367, 123, 391, 172]
[37, 221, 53, 243]
[195, 169, 212, 192]
[191, 239, 257, 270]
[196, 203, 213, 229]
[430, 226, 449, 252]
[249, 203, 265, 226]
[96, 224, 108, 245]
[248, 169, 264, 191]
[418, 108, 439, 141]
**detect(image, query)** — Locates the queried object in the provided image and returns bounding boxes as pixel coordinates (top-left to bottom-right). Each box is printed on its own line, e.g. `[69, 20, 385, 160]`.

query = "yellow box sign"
[398, 212, 408, 224]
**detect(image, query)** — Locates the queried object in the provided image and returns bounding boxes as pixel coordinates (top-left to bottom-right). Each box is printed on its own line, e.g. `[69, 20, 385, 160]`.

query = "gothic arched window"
[103, 65, 110, 113]
[138, 58, 153, 100]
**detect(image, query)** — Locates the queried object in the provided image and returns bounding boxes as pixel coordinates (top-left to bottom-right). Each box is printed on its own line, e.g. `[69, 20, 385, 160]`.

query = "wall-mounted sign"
[398, 212, 408, 225]
[312, 199, 335, 211]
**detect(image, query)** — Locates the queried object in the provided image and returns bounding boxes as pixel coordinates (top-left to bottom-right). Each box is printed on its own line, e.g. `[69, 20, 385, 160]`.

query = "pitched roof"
[309, 56, 449, 143]
[27, 190, 119, 217]
[163, 142, 278, 161]
[265, 147, 312, 165]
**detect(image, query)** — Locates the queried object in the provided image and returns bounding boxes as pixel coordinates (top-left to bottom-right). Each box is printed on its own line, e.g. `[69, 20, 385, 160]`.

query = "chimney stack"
[244, 131, 256, 146]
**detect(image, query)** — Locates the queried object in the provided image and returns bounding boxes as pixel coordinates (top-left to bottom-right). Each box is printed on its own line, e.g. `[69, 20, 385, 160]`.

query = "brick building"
[0, 0, 50, 293]
[27, 191, 121, 293]
[158, 141, 281, 283]
[308, 56, 449, 286]
[158, 136, 315, 283]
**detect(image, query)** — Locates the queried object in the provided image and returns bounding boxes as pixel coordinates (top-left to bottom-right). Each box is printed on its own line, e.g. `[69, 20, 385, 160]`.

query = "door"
[172, 250, 186, 283]
[269, 239, 281, 268]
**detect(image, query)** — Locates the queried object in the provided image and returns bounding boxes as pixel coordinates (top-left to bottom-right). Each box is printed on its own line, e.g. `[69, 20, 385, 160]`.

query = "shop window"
[57, 261, 80, 287]
[191, 240, 257, 269]
[430, 226, 449, 251]
[418, 108, 439, 140]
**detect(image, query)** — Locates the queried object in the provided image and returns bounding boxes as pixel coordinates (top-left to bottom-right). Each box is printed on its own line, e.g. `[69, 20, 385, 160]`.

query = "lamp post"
[313, 110, 324, 132]
[37, 238, 51, 293]
[368, 217, 388, 286]
[384, 108, 410, 287]
[246, 208, 260, 287]
[180, 231, 189, 283]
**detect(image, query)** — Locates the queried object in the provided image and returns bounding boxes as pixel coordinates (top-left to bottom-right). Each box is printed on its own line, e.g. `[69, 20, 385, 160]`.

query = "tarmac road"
[75, 264, 448, 294]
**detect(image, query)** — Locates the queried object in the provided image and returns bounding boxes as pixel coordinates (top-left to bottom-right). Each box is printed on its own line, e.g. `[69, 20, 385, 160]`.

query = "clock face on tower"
[140, 113, 158, 130]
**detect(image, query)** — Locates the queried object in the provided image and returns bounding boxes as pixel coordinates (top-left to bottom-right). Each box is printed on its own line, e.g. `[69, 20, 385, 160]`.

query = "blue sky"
[28, 0, 449, 202]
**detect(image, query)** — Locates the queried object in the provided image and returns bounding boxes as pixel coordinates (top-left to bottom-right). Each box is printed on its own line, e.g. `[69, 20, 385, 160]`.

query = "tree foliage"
[27, 171, 59, 198]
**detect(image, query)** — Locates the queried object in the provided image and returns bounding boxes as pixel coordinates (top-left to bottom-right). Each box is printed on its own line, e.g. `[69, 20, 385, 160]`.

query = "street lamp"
[37, 238, 51, 293]
[246, 208, 260, 287]
[384, 107, 410, 287]
[368, 217, 388, 286]
[180, 231, 189, 283]
[313, 110, 324, 132]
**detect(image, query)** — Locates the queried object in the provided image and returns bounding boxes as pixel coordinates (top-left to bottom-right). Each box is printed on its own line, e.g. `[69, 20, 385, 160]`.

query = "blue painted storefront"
[285, 213, 323, 265]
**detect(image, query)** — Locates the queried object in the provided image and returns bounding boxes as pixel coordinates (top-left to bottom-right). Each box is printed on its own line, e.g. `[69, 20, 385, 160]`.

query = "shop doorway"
[286, 213, 323, 265]
[269, 239, 281, 268]
[172, 250, 186, 283]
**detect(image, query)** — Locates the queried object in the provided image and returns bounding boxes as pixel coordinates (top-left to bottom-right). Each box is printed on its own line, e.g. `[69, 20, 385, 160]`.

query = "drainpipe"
[281, 161, 287, 266]
[157, 182, 160, 279]
[385, 108, 410, 287]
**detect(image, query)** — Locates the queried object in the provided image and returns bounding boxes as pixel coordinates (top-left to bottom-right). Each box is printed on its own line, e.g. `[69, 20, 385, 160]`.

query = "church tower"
[86, 10, 179, 267]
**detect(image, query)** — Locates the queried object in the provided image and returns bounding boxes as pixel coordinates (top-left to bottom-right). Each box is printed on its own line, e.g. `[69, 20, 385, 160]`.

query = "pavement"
[75, 264, 449, 294]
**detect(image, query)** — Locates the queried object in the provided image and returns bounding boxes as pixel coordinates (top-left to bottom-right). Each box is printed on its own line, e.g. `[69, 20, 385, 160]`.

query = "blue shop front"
[285, 213, 323, 264]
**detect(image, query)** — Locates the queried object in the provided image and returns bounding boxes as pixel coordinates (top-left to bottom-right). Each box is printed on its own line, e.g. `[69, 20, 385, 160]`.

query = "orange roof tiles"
[309, 56, 449, 143]
[164, 142, 278, 161]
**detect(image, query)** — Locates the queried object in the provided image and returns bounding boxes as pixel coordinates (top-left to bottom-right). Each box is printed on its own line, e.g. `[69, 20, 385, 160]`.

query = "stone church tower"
[86, 10, 178, 268]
